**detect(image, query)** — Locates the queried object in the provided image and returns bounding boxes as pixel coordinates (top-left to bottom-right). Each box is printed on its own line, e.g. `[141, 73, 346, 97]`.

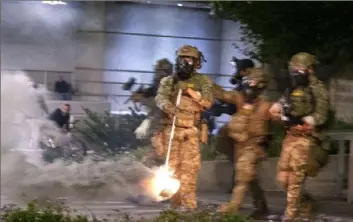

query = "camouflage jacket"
[155, 72, 214, 128]
[218, 89, 272, 144]
[134, 85, 164, 131]
[278, 74, 330, 130]
[276, 74, 330, 141]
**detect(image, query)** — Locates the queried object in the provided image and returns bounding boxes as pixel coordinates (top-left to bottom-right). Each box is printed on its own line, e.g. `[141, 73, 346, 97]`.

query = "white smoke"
[1, 71, 155, 205]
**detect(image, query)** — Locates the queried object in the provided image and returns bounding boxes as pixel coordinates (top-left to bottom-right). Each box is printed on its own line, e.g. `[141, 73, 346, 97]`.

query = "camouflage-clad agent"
[155, 45, 213, 209]
[269, 52, 330, 221]
[216, 68, 271, 219]
[213, 58, 255, 193]
[132, 59, 173, 165]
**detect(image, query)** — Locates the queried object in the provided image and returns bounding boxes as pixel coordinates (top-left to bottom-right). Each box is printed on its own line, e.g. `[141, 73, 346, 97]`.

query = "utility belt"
[235, 136, 267, 147]
[162, 111, 200, 127]
[162, 115, 209, 144]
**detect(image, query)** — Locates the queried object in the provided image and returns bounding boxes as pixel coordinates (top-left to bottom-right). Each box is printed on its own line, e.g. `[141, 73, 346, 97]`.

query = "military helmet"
[155, 58, 173, 71]
[176, 45, 205, 69]
[247, 68, 269, 88]
[289, 52, 317, 69]
[176, 45, 200, 58]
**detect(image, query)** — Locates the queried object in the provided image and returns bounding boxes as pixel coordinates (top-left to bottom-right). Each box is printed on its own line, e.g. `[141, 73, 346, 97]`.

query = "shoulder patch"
[291, 89, 304, 96]
[187, 83, 194, 88]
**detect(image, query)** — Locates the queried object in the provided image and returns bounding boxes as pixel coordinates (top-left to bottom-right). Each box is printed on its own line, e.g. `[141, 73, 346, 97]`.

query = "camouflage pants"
[227, 144, 267, 212]
[157, 125, 201, 209]
[277, 134, 328, 219]
[151, 130, 165, 158]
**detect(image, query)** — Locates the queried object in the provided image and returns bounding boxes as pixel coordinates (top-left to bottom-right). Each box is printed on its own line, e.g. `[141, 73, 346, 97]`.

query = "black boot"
[249, 180, 269, 219]
[249, 200, 269, 220]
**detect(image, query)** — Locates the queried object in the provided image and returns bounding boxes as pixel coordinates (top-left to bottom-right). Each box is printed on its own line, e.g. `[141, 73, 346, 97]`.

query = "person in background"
[54, 76, 72, 101]
[49, 104, 71, 132]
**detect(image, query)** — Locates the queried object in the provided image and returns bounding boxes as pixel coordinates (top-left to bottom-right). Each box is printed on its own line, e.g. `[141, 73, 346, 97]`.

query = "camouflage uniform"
[155, 45, 213, 209]
[273, 53, 330, 220]
[213, 59, 256, 192]
[217, 68, 271, 217]
[213, 73, 254, 159]
[132, 59, 173, 166]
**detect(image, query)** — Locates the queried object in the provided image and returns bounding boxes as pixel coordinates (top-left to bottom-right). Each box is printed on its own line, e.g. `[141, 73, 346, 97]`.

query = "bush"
[1, 201, 91, 222]
[75, 108, 353, 160]
[155, 209, 250, 222]
[1, 201, 251, 222]
[77, 108, 150, 155]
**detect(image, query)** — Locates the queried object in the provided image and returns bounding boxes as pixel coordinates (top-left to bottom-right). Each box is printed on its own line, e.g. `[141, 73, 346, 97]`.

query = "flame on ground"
[141, 165, 180, 202]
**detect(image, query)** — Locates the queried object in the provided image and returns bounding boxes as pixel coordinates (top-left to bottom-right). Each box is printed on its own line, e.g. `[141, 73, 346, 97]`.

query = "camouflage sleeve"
[307, 82, 330, 126]
[213, 83, 225, 100]
[218, 90, 241, 107]
[155, 76, 174, 111]
[196, 75, 214, 109]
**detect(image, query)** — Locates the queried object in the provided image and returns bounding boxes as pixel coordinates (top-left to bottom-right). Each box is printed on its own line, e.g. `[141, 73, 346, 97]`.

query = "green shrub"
[1, 201, 251, 222]
[1, 201, 91, 222]
[155, 209, 250, 222]
[74, 108, 353, 160]
[77, 108, 150, 155]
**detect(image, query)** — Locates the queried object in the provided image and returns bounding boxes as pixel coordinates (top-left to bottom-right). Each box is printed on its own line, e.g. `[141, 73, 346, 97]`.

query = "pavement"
[1, 192, 353, 221]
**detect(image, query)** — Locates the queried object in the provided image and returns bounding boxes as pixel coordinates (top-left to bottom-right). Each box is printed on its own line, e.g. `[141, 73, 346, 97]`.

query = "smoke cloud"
[1, 71, 154, 205]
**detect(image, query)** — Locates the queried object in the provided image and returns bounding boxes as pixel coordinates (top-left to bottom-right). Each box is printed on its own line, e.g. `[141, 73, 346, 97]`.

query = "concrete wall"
[1, 1, 247, 116]
[1, 1, 77, 71]
[102, 2, 226, 111]
[197, 155, 349, 198]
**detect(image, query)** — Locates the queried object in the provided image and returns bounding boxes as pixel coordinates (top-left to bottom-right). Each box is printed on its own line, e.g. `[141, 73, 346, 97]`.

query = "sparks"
[142, 165, 180, 202]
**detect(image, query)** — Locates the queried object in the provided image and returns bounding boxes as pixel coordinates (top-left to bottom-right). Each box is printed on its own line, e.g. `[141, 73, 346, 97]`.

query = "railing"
[327, 131, 353, 203]
[1, 68, 74, 91]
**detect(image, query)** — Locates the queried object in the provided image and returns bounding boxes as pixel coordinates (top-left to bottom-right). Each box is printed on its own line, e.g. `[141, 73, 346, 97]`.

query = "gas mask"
[175, 57, 194, 80]
[289, 69, 309, 87]
[242, 78, 263, 102]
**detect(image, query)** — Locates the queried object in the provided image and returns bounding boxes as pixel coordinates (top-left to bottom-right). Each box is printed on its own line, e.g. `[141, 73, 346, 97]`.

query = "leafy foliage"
[1, 201, 251, 222]
[212, 2, 353, 64]
[77, 108, 149, 155]
[1, 201, 90, 222]
[155, 209, 250, 222]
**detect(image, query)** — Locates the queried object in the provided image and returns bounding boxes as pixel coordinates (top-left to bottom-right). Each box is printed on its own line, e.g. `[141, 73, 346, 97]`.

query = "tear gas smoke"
[0, 70, 155, 205]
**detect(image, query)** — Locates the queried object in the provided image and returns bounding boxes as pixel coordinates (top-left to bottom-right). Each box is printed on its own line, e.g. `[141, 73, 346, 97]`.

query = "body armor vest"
[228, 98, 269, 143]
[288, 87, 314, 118]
